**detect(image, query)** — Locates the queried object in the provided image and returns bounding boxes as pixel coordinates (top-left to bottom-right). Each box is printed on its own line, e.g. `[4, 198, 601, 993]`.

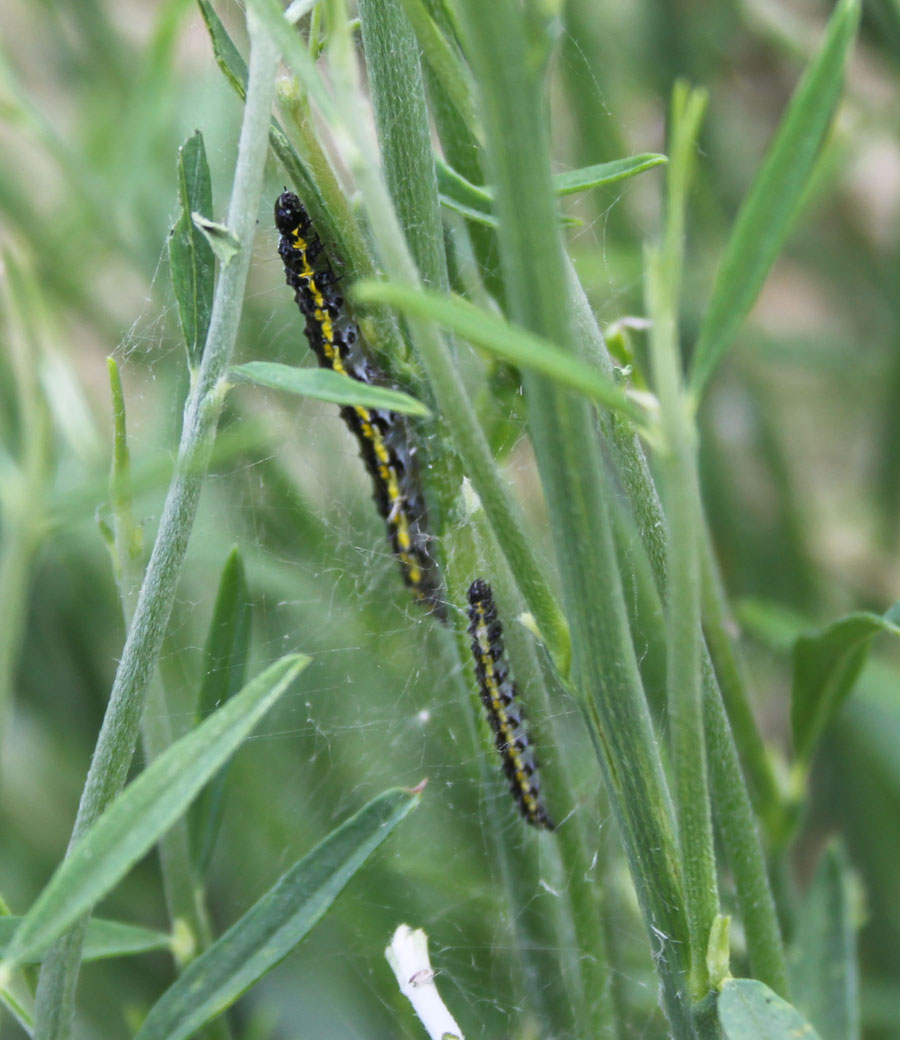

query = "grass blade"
[1, 655, 307, 973]
[230, 362, 431, 416]
[134, 787, 420, 1040]
[353, 281, 643, 422]
[689, 0, 860, 398]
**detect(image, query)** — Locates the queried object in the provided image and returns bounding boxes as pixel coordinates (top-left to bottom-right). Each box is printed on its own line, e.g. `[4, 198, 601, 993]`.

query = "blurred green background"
[1, 0, 899, 1036]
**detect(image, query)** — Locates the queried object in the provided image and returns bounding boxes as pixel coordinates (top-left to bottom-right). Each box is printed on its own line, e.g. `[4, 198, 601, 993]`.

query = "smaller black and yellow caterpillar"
[467, 579, 554, 829]
[275, 191, 445, 620]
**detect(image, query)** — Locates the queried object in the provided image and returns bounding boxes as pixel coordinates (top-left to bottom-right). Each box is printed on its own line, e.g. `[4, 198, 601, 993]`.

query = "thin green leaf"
[169, 131, 215, 368]
[439, 192, 500, 227]
[435, 155, 494, 216]
[440, 194, 580, 228]
[790, 842, 860, 1040]
[719, 978, 823, 1040]
[689, 0, 860, 397]
[197, 0, 248, 99]
[353, 281, 644, 423]
[552, 154, 668, 195]
[196, 548, 251, 722]
[0, 917, 170, 963]
[230, 362, 431, 417]
[134, 787, 420, 1040]
[792, 601, 900, 764]
[190, 547, 252, 873]
[0, 655, 307, 972]
[436, 153, 667, 212]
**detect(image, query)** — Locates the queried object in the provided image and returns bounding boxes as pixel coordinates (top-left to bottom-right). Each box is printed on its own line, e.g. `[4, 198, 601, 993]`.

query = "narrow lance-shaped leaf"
[689, 0, 860, 398]
[439, 193, 580, 230]
[435, 153, 667, 223]
[789, 842, 860, 1040]
[197, 0, 248, 98]
[352, 281, 644, 423]
[0, 918, 171, 963]
[168, 131, 215, 369]
[552, 154, 668, 195]
[719, 978, 824, 1040]
[792, 600, 900, 764]
[230, 362, 431, 417]
[0, 655, 308, 972]
[135, 786, 420, 1040]
[190, 547, 252, 873]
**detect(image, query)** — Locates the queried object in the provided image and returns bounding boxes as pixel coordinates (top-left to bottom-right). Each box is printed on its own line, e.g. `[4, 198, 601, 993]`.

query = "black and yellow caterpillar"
[467, 578, 554, 829]
[274, 191, 445, 621]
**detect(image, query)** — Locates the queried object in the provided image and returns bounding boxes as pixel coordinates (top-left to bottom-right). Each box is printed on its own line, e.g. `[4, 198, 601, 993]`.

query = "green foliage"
[0, 656, 306, 973]
[689, 0, 860, 398]
[231, 362, 431, 415]
[434, 152, 668, 226]
[136, 788, 419, 1040]
[353, 280, 642, 420]
[0, 918, 171, 963]
[1, 0, 895, 1036]
[792, 602, 900, 764]
[168, 131, 215, 369]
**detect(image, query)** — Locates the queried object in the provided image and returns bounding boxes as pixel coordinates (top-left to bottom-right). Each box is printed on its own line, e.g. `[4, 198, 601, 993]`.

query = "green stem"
[646, 85, 718, 1000]
[107, 362, 221, 992]
[394, 0, 482, 139]
[703, 657, 790, 996]
[452, 1, 695, 1034]
[358, 0, 448, 292]
[31, 18, 281, 1038]
[568, 246, 788, 998]
[648, 273, 718, 996]
[698, 532, 786, 842]
[355, 0, 465, 532]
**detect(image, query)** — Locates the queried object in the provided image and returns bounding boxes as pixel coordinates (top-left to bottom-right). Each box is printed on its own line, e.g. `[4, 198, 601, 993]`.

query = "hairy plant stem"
[698, 531, 787, 843]
[567, 227, 788, 1001]
[450, 1, 698, 1034]
[646, 86, 719, 1001]
[31, 18, 281, 1038]
[106, 361, 222, 996]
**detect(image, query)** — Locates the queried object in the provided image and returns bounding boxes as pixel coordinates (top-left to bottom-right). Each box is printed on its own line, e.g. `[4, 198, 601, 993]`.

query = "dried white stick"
[385, 924, 464, 1040]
